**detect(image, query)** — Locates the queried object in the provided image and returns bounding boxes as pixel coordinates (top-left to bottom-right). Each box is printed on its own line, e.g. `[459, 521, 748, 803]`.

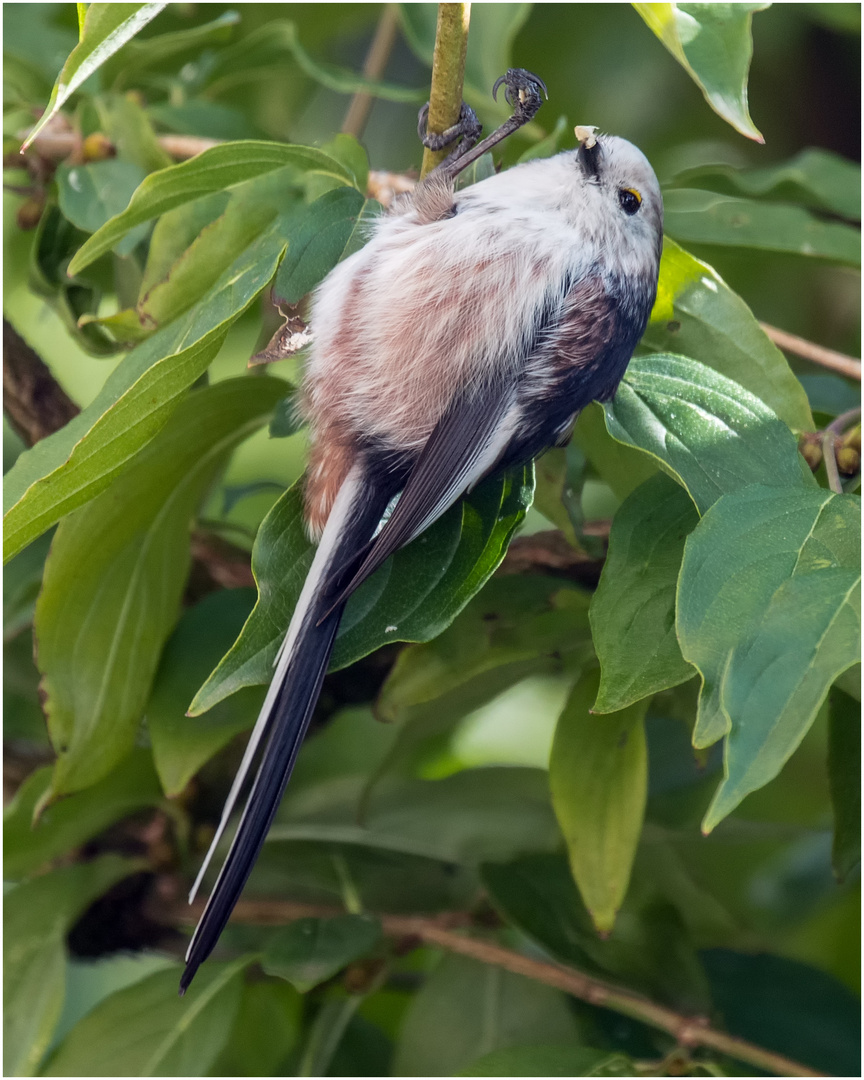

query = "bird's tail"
[180, 462, 388, 994]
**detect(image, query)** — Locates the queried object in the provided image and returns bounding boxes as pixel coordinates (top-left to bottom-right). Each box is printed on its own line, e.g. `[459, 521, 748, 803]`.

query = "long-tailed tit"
[181, 70, 663, 993]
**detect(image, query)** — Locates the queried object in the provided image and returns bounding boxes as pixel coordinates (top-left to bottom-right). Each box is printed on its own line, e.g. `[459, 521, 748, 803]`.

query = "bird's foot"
[417, 100, 482, 153]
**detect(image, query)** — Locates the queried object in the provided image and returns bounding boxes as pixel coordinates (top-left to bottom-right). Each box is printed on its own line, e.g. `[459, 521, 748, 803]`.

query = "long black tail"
[180, 464, 390, 993]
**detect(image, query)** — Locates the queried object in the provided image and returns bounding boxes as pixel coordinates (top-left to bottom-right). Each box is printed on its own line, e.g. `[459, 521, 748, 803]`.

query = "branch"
[3, 319, 80, 445]
[341, 4, 401, 140]
[420, 3, 472, 177]
[169, 897, 825, 1078]
[760, 321, 861, 382]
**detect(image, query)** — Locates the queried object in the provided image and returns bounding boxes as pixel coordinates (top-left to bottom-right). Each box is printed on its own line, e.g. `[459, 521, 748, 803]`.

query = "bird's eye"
[619, 188, 642, 215]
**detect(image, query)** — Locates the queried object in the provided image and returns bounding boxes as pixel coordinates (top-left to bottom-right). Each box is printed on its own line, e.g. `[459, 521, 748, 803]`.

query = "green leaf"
[4, 856, 138, 1077]
[207, 979, 302, 1078]
[702, 950, 861, 1077]
[461, 1045, 634, 1077]
[633, 3, 767, 141]
[603, 354, 809, 514]
[270, 767, 561, 867]
[3, 749, 161, 879]
[4, 217, 288, 562]
[56, 160, 149, 255]
[42, 959, 249, 1076]
[207, 20, 425, 105]
[269, 394, 303, 439]
[572, 403, 660, 500]
[34, 377, 286, 798]
[676, 486, 861, 830]
[393, 954, 580, 1078]
[591, 473, 698, 712]
[644, 239, 814, 432]
[549, 670, 648, 933]
[190, 466, 533, 715]
[21, 2, 168, 151]
[101, 10, 241, 89]
[274, 187, 367, 304]
[663, 189, 861, 264]
[262, 914, 382, 992]
[827, 687, 860, 881]
[3, 529, 53, 639]
[148, 589, 262, 797]
[670, 147, 861, 221]
[103, 169, 301, 342]
[67, 140, 354, 275]
[517, 116, 570, 163]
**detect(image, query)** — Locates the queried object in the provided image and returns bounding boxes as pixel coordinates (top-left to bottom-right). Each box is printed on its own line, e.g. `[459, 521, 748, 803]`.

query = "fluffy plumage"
[181, 131, 663, 993]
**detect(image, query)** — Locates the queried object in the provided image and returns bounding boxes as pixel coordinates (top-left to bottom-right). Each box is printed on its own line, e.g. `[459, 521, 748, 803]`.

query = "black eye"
[619, 188, 641, 215]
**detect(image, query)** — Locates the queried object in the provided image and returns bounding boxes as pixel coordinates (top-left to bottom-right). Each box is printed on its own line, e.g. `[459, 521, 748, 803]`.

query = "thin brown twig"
[171, 897, 825, 1078]
[760, 321, 861, 382]
[341, 4, 401, 140]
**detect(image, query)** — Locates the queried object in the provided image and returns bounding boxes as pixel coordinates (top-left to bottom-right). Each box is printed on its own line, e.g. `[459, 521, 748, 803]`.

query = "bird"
[180, 70, 663, 994]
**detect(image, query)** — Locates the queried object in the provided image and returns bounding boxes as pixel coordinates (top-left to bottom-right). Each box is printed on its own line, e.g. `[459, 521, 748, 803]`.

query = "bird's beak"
[575, 125, 601, 179]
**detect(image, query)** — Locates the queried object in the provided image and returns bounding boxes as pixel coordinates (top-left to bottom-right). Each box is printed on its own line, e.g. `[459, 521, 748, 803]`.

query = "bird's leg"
[417, 100, 483, 165]
[421, 68, 548, 181]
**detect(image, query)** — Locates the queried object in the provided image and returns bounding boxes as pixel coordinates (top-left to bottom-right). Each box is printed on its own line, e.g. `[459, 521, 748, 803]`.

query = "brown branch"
[19, 130, 219, 162]
[341, 4, 401, 140]
[760, 322, 861, 382]
[3, 319, 80, 446]
[169, 897, 825, 1078]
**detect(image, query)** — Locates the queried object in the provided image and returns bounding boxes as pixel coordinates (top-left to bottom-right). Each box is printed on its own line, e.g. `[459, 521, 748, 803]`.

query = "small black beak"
[577, 139, 602, 180]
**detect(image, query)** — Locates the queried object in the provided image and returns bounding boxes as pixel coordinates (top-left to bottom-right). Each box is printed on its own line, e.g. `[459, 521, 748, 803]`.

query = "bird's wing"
[322, 380, 519, 613]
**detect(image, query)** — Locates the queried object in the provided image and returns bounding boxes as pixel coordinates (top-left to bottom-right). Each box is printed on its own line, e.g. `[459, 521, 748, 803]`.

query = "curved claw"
[492, 68, 548, 107]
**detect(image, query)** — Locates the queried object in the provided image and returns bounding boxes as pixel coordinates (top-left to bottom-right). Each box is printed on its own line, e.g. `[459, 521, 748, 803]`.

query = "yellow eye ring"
[619, 187, 642, 215]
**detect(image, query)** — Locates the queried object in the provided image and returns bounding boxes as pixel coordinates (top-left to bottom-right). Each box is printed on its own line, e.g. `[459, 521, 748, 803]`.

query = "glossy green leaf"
[67, 140, 354, 274]
[4, 856, 138, 1077]
[572, 403, 660, 500]
[550, 670, 648, 933]
[4, 217, 288, 562]
[461, 1045, 634, 1077]
[34, 377, 286, 798]
[43, 959, 249, 1076]
[99, 92, 173, 173]
[56, 160, 149, 256]
[190, 466, 533, 715]
[262, 914, 382, 992]
[663, 189, 861, 264]
[3, 749, 161, 879]
[827, 687, 860, 881]
[676, 485, 861, 830]
[603, 354, 810, 514]
[634, 3, 767, 141]
[269, 767, 560, 867]
[274, 187, 367, 304]
[591, 474, 697, 712]
[393, 954, 580, 1078]
[644, 240, 814, 432]
[670, 147, 861, 221]
[148, 589, 261, 797]
[137, 191, 230, 299]
[21, 3, 168, 150]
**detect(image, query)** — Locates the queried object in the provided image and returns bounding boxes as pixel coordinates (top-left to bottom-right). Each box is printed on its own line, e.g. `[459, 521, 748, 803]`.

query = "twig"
[19, 130, 219, 162]
[420, 3, 472, 177]
[826, 406, 861, 437]
[760, 322, 861, 382]
[171, 897, 825, 1078]
[3, 319, 80, 445]
[822, 431, 843, 493]
[341, 4, 401, 140]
